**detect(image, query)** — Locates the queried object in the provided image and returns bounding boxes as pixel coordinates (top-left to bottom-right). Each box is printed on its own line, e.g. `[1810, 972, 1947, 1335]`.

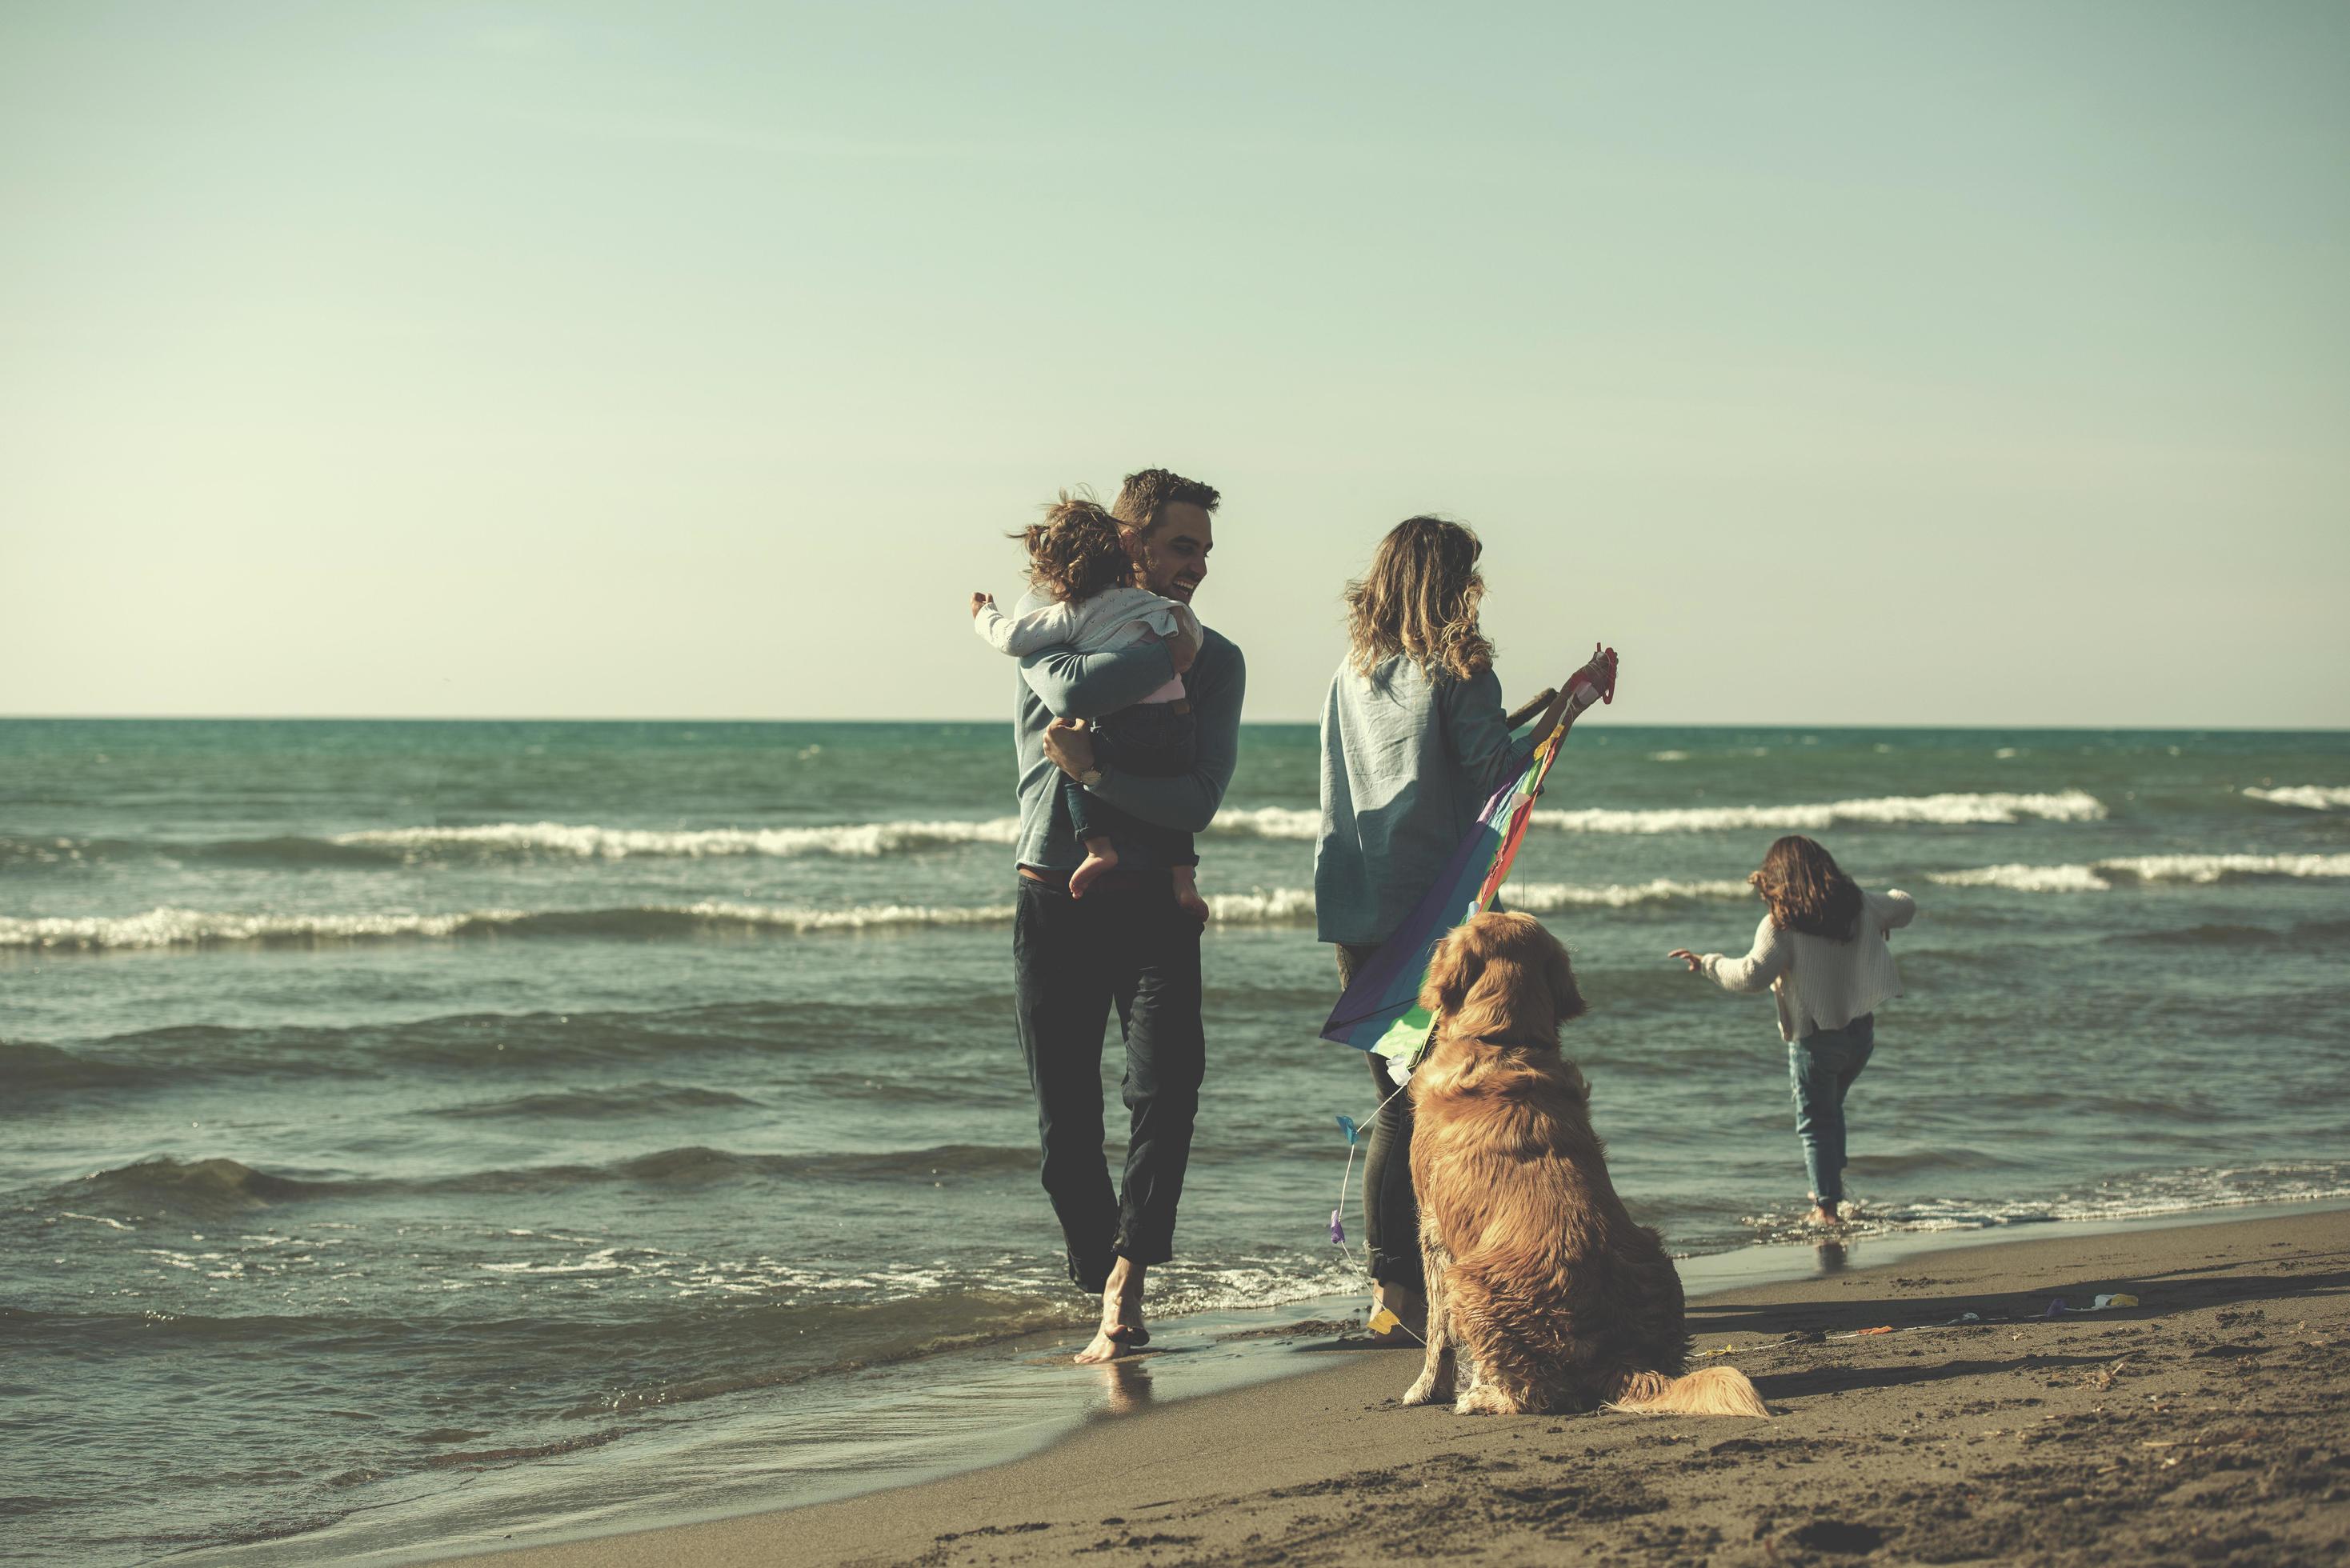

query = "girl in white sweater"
[1670, 835, 1916, 1226]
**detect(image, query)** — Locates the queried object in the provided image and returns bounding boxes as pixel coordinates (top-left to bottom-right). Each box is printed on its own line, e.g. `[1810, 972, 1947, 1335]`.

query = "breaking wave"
[1531, 788, 2106, 835]
[17, 850, 2344, 950]
[2243, 785, 2350, 810]
[0, 902, 1011, 951]
[1207, 806, 1321, 840]
[1928, 863, 2116, 894]
[1211, 790, 2108, 841]
[334, 818, 1022, 859]
[0, 881, 1759, 954]
[1929, 853, 2350, 894]
[2, 788, 2111, 872]
[0, 907, 520, 950]
[1507, 878, 1752, 909]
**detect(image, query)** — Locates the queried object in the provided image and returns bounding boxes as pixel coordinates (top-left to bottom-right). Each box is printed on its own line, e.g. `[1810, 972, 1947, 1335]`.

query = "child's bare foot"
[1171, 867, 1211, 925]
[1067, 841, 1118, 898]
[1075, 1261, 1148, 1362]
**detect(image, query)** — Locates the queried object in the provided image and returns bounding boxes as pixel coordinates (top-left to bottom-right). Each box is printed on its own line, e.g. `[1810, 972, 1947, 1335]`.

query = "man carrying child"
[1001, 467, 1245, 1363]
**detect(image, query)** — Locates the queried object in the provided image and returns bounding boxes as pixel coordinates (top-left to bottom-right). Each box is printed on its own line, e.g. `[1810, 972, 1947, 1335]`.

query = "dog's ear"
[1419, 927, 1480, 1018]
[1541, 930, 1587, 1026]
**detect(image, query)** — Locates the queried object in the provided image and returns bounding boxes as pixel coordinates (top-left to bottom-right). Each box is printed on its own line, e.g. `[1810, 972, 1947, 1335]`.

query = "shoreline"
[415, 1201, 2350, 1567]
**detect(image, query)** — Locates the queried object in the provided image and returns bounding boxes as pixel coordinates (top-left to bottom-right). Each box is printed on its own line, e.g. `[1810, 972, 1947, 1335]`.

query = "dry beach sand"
[460, 1208, 2349, 1567]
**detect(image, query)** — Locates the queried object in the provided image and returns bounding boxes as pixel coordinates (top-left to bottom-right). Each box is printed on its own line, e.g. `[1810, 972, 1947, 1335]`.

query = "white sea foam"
[0, 895, 1295, 949]
[1505, 878, 1753, 909]
[334, 819, 1023, 859]
[2243, 785, 2350, 810]
[2100, 853, 2350, 883]
[1928, 863, 2114, 893]
[319, 786, 2110, 862]
[0, 906, 524, 950]
[1928, 852, 2350, 894]
[22, 847, 2343, 950]
[1873, 1161, 2350, 1232]
[1204, 806, 1320, 840]
[1647, 750, 1691, 762]
[1530, 789, 2106, 835]
[662, 900, 1016, 933]
[1203, 886, 1319, 923]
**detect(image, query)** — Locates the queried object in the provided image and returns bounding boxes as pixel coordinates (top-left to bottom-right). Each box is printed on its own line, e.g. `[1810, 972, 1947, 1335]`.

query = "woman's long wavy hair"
[1343, 516, 1494, 683]
[1751, 835, 1864, 941]
[1011, 490, 1133, 604]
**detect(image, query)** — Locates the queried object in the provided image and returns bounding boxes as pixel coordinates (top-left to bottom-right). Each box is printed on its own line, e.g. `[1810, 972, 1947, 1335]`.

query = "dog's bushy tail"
[1603, 1366, 1768, 1418]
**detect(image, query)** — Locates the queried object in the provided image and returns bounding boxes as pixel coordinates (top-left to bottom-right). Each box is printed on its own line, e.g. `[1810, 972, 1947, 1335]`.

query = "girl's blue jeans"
[1788, 1014, 1875, 1205]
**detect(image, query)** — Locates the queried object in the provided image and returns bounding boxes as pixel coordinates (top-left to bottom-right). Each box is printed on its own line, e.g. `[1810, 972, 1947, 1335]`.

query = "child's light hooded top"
[977, 587, 1189, 702]
[1701, 889, 1917, 1041]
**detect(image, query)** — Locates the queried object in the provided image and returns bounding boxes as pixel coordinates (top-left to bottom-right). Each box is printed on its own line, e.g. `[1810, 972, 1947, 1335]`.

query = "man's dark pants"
[1012, 872, 1205, 1293]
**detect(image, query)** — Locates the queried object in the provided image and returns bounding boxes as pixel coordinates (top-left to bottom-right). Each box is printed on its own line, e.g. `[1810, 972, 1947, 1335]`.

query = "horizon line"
[3, 714, 2344, 734]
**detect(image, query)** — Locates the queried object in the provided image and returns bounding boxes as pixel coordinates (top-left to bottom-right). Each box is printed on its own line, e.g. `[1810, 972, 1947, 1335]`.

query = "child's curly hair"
[1751, 835, 1864, 940]
[1012, 490, 1135, 603]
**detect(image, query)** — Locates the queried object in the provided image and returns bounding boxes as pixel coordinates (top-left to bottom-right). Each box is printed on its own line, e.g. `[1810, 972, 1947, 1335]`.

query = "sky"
[2, 2, 2345, 727]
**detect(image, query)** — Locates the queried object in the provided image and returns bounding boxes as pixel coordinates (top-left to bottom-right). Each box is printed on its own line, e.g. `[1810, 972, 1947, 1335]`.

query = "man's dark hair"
[1112, 468, 1220, 538]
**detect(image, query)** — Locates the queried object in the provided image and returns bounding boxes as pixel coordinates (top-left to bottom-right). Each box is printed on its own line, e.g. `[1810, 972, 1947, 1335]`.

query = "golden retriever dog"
[1402, 912, 1767, 1418]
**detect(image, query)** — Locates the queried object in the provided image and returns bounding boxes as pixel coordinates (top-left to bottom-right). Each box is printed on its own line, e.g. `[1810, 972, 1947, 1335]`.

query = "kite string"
[1333, 1073, 1427, 1346]
[1332, 1074, 1408, 1270]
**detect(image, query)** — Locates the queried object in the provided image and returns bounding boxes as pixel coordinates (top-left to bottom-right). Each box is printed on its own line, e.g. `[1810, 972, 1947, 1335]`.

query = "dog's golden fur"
[1402, 912, 1767, 1418]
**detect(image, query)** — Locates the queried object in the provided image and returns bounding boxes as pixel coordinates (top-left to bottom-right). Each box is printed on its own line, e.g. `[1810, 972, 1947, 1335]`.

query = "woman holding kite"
[1314, 516, 1615, 1342]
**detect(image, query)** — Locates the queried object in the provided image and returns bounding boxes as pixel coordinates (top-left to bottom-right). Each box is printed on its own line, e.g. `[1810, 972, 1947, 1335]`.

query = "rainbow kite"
[1320, 653, 1615, 1073]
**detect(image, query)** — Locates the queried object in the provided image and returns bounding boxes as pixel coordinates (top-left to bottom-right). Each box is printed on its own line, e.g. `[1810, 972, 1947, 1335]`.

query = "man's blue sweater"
[1013, 626, 1247, 873]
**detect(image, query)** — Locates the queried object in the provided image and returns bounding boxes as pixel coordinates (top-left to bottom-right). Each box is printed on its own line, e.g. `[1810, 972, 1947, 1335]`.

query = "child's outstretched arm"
[1669, 914, 1791, 992]
[975, 595, 1084, 657]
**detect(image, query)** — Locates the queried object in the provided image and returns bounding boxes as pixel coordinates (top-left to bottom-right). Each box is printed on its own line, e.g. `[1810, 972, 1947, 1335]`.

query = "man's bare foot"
[1075, 1261, 1148, 1363]
[1808, 1202, 1841, 1227]
[1067, 842, 1119, 899]
[1171, 868, 1211, 925]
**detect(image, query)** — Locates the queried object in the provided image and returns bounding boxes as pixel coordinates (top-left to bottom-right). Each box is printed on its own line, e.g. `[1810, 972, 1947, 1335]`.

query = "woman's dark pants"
[1013, 874, 1205, 1293]
[1335, 942, 1423, 1290]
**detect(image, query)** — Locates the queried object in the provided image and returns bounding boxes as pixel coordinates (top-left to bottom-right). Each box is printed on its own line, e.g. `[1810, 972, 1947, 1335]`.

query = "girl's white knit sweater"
[1701, 889, 1917, 1042]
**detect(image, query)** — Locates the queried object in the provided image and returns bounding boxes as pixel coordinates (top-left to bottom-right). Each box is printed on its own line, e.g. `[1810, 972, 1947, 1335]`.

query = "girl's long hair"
[1342, 516, 1494, 683]
[1751, 835, 1864, 940]
[1011, 490, 1133, 604]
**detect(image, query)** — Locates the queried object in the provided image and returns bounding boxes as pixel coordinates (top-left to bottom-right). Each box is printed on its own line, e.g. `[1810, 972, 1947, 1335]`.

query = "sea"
[5, 718, 2348, 1564]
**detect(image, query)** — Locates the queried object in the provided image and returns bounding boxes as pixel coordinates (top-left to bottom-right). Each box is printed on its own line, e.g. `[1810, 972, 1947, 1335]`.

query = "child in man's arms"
[973, 492, 1209, 920]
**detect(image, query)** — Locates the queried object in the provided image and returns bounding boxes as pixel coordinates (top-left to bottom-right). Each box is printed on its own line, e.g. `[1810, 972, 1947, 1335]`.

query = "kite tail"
[1602, 1366, 1768, 1418]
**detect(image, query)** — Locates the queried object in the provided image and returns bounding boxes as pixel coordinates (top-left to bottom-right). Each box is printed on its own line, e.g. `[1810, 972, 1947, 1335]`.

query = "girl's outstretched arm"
[981, 597, 1085, 657]
[1671, 914, 1792, 992]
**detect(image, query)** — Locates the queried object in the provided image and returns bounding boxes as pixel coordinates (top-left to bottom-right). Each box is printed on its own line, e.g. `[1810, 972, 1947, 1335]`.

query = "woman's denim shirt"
[1315, 656, 1535, 946]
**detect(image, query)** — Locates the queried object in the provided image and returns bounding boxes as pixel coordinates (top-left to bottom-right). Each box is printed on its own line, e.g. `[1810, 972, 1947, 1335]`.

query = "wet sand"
[456, 1207, 2349, 1566]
